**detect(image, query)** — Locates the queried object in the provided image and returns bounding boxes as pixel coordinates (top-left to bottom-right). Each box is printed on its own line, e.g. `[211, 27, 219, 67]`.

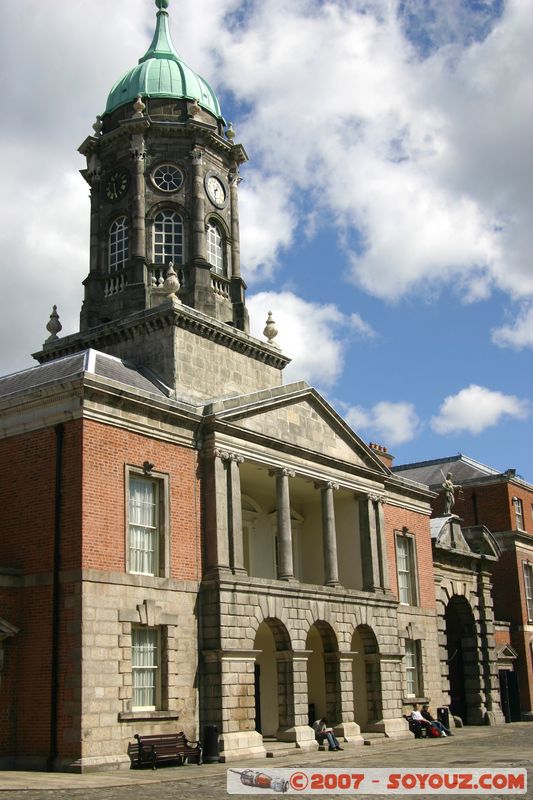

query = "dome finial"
[156, 0, 170, 10]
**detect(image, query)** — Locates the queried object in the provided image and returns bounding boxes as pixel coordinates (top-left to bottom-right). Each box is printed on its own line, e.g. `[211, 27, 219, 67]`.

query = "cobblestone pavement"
[0, 723, 531, 800]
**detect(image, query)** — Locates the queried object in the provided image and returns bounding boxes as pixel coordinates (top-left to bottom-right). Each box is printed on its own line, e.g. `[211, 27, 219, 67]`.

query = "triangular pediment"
[206, 383, 389, 474]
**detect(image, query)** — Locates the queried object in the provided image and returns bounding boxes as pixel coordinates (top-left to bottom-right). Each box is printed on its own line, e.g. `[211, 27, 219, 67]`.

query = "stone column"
[275, 650, 317, 750]
[205, 649, 265, 761]
[374, 495, 390, 591]
[130, 133, 147, 283]
[359, 494, 381, 591]
[331, 652, 364, 744]
[316, 481, 340, 587]
[229, 173, 241, 279]
[271, 469, 296, 581]
[371, 654, 411, 739]
[227, 454, 246, 575]
[203, 449, 231, 575]
[190, 148, 207, 263]
[476, 566, 506, 725]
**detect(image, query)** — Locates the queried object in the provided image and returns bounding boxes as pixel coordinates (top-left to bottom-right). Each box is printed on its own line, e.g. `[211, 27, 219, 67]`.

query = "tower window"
[152, 164, 183, 193]
[108, 216, 129, 272]
[153, 210, 183, 264]
[207, 221, 225, 275]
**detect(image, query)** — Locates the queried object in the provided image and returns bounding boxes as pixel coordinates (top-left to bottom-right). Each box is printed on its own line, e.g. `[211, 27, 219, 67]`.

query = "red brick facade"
[0, 417, 201, 766]
[384, 505, 435, 609]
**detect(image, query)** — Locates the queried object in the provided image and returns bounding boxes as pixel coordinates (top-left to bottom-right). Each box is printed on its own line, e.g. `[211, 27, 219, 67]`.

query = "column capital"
[314, 480, 339, 491]
[213, 449, 244, 464]
[269, 467, 295, 479]
[368, 492, 386, 505]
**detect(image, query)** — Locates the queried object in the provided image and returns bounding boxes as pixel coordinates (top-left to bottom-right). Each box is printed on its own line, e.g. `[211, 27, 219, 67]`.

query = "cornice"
[33, 301, 290, 371]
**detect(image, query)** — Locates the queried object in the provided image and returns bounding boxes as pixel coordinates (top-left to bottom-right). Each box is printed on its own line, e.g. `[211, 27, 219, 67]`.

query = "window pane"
[154, 211, 183, 264]
[129, 477, 158, 575]
[108, 216, 129, 273]
[132, 627, 158, 709]
[207, 222, 224, 275]
[525, 564, 533, 621]
[397, 536, 412, 604]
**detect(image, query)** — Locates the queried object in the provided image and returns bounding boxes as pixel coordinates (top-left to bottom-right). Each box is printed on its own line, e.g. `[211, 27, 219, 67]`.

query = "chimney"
[369, 442, 394, 469]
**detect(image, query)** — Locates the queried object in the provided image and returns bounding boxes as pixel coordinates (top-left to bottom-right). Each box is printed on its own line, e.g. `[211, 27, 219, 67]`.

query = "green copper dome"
[105, 0, 222, 118]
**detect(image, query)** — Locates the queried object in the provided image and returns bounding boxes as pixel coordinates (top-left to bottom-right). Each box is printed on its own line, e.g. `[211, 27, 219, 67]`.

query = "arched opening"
[253, 618, 292, 738]
[445, 595, 481, 724]
[351, 625, 382, 730]
[306, 621, 340, 726]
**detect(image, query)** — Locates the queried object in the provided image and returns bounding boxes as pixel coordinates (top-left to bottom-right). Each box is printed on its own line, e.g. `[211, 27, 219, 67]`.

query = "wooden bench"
[404, 715, 427, 739]
[128, 732, 203, 769]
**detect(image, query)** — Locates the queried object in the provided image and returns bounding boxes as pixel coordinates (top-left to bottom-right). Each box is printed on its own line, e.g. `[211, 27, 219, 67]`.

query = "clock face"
[105, 170, 129, 202]
[205, 174, 227, 207]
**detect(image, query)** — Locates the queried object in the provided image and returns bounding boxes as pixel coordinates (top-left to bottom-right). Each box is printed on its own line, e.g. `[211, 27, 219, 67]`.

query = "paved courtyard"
[0, 723, 531, 800]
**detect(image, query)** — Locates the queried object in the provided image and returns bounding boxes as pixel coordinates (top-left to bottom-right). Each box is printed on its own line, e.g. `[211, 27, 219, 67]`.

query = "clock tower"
[78, 0, 249, 333]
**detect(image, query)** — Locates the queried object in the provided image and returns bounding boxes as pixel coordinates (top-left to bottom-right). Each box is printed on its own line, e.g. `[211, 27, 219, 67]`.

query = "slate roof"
[392, 454, 500, 488]
[0, 350, 168, 400]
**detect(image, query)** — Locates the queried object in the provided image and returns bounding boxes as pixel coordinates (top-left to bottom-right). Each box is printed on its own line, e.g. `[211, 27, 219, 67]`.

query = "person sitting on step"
[312, 717, 344, 751]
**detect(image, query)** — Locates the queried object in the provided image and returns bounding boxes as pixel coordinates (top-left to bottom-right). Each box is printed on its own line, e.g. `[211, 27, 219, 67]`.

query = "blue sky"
[0, 0, 532, 478]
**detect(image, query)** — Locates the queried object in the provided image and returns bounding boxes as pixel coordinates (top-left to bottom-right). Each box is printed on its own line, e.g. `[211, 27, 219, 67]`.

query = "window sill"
[118, 710, 180, 723]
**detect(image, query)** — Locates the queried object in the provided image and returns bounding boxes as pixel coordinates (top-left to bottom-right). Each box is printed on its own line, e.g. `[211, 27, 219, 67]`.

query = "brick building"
[0, 0, 504, 772]
[394, 454, 533, 723]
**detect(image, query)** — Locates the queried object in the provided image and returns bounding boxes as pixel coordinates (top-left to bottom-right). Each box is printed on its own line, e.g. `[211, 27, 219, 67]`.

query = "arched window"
[153, 210, 183, 264]
[206, 221, 225, 275]
[108, 217, 129, 272]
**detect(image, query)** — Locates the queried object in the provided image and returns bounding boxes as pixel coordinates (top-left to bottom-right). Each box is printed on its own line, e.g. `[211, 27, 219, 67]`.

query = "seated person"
[312, 717, 344, 751]
[421, 705, 453, 736]
[409, 703, 434, 734]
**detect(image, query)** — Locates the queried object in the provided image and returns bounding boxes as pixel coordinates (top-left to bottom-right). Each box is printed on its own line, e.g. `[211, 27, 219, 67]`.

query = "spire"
[140, 0, 180, 64]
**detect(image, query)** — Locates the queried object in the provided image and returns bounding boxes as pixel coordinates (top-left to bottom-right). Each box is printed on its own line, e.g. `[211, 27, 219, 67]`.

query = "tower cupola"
[105, 0, 223, 121]
[78, 0, 249, 335]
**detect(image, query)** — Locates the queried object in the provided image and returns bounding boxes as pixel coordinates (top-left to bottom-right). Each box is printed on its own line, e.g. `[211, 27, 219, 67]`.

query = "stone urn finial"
[92, 115, 103, 136]
[226, 122, 236, 142]
[163, 263, 181, 301]
[45, 305, 62, 343]
[133, 95, 146, 118]
[263, 311, 279, 348]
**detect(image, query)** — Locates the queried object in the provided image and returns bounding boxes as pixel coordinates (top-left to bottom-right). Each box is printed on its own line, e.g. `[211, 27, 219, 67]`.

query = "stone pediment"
[431, 517, 500, 560]
[207, 383, 389, 473]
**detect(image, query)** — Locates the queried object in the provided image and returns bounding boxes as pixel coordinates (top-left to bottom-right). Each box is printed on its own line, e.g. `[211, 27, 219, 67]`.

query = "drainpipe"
[47, 423, 64, 772]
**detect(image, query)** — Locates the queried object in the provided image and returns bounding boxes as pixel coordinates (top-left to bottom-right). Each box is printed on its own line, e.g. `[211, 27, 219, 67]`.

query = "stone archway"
[351, 625, 382, 730]
[306, 621, 340, 725]
[253, 618, 293, 738]
[445, 595, 482, 724]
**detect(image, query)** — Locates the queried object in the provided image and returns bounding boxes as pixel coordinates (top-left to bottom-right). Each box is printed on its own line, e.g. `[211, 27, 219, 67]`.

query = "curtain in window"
[129, 477, 158, 575]
[132, 627, 158, 708]
[397, 537, 411, 604]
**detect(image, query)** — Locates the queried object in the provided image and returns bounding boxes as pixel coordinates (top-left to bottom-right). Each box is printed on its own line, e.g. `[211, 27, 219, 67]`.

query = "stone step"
[264, 740, 300, 759]
[363, 733, 389, 746]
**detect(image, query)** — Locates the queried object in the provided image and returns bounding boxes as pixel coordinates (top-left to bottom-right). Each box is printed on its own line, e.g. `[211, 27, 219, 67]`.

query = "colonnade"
[204, 448, 390, 592]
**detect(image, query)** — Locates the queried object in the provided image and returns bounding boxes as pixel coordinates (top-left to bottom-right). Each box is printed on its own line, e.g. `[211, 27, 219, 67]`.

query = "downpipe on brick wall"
[47, 423, 64, 772]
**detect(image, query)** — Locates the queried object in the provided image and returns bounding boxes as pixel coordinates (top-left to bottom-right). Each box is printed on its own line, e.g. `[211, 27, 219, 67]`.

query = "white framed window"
[132, 626, 160, 709]
[396, 533, 418, 605]
[109, 216, 129, 272]
[126, 468, 169, 577]
[513, 497, 524, 530]
[153, 209, 183, 264]
[405, 639, 422, 697]
[152, 164, 183, 193]
[524, 562, 533, 621]
[206, 221, 225, 275]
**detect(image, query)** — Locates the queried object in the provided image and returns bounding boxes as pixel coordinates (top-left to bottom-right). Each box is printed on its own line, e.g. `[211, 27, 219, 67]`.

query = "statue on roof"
[441, 471, 459, 515]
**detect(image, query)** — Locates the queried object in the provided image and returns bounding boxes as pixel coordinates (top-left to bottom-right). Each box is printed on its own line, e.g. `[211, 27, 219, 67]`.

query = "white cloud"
[492, 305, 533, 349]
[238, 173, 295, 281]
[247, 291, 375, 388]
[344, 401, 420, 446]
[216, 0, 533, 303]
[431, 384, 529, 435]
